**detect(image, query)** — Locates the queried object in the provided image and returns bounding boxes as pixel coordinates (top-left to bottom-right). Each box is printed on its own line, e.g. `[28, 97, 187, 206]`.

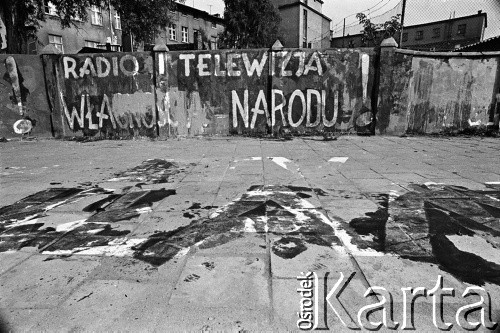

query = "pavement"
[0, 135, 500, 332]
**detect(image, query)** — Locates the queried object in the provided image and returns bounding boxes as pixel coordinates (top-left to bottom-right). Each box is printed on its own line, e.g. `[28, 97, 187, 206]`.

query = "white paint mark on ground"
[447, 235, 500, 265]
[5, 217, 40, 229]
[43, 238, 147, 257]
[173, 247, 190, 259]
[486, 195, 500, 202]
[243, 218, 257, 232]
[269, 157, 291, 170]
[136, 207, 153, 214]
[55, 220, 87, 232]
[44, 200, 69, 211]
[329, 157, 349, 163]
[320, 212, 385, 257]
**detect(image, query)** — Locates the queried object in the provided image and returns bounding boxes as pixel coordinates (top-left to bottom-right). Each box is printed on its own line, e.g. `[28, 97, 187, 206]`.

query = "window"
[457, 24, 466, 35]
[193, 29, 199, 41]
[85, 40, 104, 49]
[212, 22, 216, 29]
[114, 12, 121, 30]
[181, 26, 188, 43]
[432, 28, 441, 38]
[44, 1, 57, 16]
[91, 6, 103, 25]
[48, 34, 63, 52]
[415, 30, 423, 40]
[210, 36, 217, 50]
[402, 32, 408, 42]
[169, 23, 177, 40]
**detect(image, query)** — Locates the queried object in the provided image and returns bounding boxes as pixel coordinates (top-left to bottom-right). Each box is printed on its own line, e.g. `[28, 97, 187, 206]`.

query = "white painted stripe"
[55, 220, 87, 232]
[269, 157, 291, 170]
[447, 235, 500, 265]
[158, 53, 165, 75]
[329, 157, 349, 163]
[243, 218, 257, 232]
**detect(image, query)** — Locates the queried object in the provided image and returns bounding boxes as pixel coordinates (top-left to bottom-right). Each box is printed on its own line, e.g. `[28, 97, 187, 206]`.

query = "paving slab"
[169, 255, 270, 309]
[30, 279, 173, 332]
[1, 136, 499, 331]
[0, 254, 101, 308]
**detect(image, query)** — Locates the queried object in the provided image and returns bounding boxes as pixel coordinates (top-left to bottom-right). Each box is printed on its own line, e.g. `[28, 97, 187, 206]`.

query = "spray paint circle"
[13, 119, 33, 134]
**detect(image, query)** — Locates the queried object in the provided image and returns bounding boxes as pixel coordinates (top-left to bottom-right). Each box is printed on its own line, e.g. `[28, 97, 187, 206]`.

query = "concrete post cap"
[271, 40, 284, 50]
[153, 42, 169, 51]
[40, 44, 63, 54]
[380, 37, 398, 48]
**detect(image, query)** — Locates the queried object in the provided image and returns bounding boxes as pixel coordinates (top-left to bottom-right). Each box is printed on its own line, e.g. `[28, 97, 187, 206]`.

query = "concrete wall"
[43, 52, 155, 138]
[1, 44, 499, 139]
[377, 47, 500, 135]
[154, 48, 376, 137]
[0, 55, 52, 138]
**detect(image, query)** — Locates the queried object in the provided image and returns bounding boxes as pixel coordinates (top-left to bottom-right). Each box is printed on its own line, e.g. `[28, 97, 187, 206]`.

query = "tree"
[219, 0, 281, 49]
[356, 13, 402, 47]
[1, 0, 180, 54]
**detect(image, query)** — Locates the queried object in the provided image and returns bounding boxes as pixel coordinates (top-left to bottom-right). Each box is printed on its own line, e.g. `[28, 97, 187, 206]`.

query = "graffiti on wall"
[45, 52, 156, 138]
[160, 49, 374, 136]
[0, 55, 52, 138]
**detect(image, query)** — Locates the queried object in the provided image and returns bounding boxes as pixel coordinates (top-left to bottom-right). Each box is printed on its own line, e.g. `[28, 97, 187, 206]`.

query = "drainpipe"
[108, 0, 115, 48]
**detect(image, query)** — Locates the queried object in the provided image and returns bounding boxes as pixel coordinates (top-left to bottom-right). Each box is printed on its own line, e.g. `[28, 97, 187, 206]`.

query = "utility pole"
[399, 0, 407, 47]
[342, 18, 346, 47]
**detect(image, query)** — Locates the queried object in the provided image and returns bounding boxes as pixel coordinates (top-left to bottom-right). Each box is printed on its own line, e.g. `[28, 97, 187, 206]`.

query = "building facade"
[331, 12, 487, 52]
[32, 1, 122, 54]
[155, 3, 225, 50]
[271, 0, 331, 49]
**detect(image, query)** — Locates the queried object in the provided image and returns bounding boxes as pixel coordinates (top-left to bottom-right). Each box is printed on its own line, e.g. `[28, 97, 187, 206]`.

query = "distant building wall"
[278, 6, 300, 48]
[35, 4, 122, 54]
[272, 0, 331, 49]
[0, 7, 6, 53]
[156, 3, 225, 50]
[332, 12, 487, 51]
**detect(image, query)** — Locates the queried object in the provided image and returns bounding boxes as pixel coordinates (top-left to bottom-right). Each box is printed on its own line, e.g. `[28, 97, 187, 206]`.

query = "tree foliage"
[1, 0, 180, 54]
[356, 13, 402, 46]
[219, 0, 281, 49]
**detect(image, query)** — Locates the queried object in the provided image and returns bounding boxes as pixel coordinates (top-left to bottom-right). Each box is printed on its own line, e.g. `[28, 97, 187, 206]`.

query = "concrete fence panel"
[271, 48, 377, 135]
[378, 48, 500, 135]
[156, 47, 376, 137]
[0, 54, 52, 138]
[43, 52, 156, 139]
[156, 49, 269, 137]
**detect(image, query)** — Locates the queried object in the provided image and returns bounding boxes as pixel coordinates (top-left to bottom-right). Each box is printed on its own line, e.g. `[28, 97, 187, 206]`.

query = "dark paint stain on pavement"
[0, 187, 174, 254]
[84, 189, 176, 222]
[132, 185, 337, 265]
[347, 184, 500, 286]
[108, 159, 182, 184]
[0, 187, 110, 223]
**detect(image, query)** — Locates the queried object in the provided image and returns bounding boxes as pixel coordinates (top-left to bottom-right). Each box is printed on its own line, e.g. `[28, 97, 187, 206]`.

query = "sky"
[191, 0, 500, 39]
[188, 0, 403, 22]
